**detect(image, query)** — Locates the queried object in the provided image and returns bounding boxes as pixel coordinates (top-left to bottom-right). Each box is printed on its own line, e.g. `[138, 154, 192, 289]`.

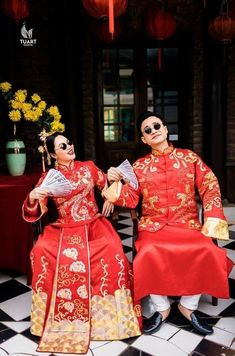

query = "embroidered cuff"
[201, 217, 229, 240]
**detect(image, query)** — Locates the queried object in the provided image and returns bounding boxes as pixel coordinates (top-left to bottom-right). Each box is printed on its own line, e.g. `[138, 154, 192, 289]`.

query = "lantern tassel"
[109, 0, 114, 38]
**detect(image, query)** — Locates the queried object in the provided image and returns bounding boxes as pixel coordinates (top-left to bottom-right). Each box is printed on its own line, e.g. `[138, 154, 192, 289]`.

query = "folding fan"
[41, 169, 73, 197]
[117, 159, 138, 189]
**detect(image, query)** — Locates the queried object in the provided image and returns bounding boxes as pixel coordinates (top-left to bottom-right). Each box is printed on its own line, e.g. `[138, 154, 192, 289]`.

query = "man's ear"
[50, 153, 56, 160]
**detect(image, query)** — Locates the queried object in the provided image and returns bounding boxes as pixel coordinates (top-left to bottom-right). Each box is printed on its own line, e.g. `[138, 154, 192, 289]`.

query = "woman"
[105, 111, 233, 335]
[23, 133, 141, 354]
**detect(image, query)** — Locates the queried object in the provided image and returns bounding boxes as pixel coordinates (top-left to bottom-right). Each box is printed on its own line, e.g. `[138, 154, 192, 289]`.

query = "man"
[104, 111, 233, 335]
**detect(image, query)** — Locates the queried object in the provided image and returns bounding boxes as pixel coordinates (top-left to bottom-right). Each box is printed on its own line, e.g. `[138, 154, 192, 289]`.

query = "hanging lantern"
[208, 0, 235, 43]
[208, 15, 235, 43]
[95, 18, 122, 43]
[82, 0, 128, 37]
[2, 0, 29, 22]
[146, 6, 176, 70]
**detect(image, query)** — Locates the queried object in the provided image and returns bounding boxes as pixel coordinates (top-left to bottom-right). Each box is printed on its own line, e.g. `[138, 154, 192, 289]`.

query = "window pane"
[120, 107, 134, 142]
[164, 106, 178, 122]
[119, 49, 133, 68]
[169, 134, 178, 141]
[103, 89, 118, 105]
[167, 123, 178, 134]
[104, 107, 118, 124]
[103, 69, 117, 88]
[147, 48, 158, 68]
[104, 125, 119, 142]
[120, 70, 134, 104]
[102, 49, 116, 69]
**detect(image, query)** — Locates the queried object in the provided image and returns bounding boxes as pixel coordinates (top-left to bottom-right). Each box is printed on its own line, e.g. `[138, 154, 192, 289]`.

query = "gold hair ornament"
[38, 129, 52, 172]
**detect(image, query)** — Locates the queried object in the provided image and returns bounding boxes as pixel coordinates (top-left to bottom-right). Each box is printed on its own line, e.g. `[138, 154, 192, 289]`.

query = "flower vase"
[5, 139, 26, 176]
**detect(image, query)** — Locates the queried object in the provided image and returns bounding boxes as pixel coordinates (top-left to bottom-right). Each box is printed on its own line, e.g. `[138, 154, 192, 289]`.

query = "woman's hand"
[102, 200, 114, 217]
[107, 167, 122, 183]
[29, 187, 49, 204]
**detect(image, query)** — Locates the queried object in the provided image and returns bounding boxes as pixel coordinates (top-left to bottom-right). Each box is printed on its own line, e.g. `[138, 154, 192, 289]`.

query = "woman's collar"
[56, 160, 75, 171]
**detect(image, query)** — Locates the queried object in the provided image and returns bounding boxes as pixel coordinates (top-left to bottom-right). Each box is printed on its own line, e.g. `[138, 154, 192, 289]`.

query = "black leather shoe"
[143, 311, 165, 334]
[189, 312, 214, 335]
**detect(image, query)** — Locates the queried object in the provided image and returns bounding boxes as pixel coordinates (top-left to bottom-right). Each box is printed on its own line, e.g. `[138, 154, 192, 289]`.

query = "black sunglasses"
[55, 139, 73, 151]
[142, 122, 162, 135]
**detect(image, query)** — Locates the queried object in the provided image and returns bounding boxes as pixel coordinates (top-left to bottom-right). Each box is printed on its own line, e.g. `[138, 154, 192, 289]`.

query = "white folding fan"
[116, 159, 138, 190]
[41, 169, 73, 197]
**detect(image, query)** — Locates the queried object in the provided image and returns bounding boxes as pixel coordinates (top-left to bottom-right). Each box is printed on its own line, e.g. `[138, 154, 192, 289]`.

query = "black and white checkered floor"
[0, 210, 235, 356]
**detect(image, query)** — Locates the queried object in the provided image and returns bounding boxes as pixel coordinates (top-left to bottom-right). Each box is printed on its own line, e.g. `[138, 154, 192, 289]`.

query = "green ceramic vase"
[5, 139, 26, 176]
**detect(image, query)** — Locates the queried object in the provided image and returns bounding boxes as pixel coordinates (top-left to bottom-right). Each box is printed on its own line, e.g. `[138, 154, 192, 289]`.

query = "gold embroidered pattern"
[134, 304, 142, 317]
[201, 217, 229, 240]
[116, 254, 126, 289]
[55, 298, 89, 322]
[91, 289, 141, 340]
[100, 258, 109, 296]
[31, 290, 47, 336]
[57, 265, 86, 288]
[35, 256, 48, 293]
[67, 234, 84, 247]
[30, 251, 35, 273]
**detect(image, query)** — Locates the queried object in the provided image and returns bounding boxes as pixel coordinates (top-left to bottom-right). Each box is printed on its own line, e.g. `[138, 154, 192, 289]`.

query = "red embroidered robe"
[23, 161, 141, 354]
[108, 147, 233, 300]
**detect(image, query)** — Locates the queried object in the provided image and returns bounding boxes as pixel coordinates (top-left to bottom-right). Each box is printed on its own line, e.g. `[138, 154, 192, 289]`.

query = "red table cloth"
[0, 172, 40, 278]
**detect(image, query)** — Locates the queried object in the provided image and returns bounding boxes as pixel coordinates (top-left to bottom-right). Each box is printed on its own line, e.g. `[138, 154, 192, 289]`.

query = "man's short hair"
[137, 111, 166, 132]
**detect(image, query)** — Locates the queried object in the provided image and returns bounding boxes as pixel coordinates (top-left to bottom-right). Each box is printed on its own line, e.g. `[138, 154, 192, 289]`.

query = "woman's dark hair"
[45, 132, 65, 154]
[136, 111, 166, 133]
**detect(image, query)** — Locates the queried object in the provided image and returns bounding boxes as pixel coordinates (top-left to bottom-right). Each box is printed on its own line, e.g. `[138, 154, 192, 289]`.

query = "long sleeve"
[194, 153, 229, 240]
[89, 161, 108, 191]
[22, 174, 48, 223]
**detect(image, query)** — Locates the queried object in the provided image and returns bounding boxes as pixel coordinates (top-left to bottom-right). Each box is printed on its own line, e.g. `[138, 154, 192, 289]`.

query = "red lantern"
[96, 18, 122, 43]
[82, 0, 128, 37]
[208, 14, 235, 43]
[208, 0, 235, 43]
[2, 0, 29, 22]
[146, 9, 176, 41]
[146, 7, 176, 70]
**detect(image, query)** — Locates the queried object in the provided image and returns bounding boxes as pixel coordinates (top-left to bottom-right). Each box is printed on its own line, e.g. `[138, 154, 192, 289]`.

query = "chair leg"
[212, 296, 218, 306]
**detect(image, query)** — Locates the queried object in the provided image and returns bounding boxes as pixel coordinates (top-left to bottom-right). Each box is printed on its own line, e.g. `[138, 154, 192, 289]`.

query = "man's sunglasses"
[142, 122, 162, 135]
[55, 140, 73, 151]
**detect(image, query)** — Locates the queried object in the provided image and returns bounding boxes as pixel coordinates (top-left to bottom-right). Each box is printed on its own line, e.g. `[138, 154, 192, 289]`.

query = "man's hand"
[107, 167, 122, 183]
[102, 200, 114, 217]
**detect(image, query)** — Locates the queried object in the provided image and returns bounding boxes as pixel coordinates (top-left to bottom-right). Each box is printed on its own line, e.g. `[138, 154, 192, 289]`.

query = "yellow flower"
[0, 82, 12, 92]
[38, 100, 46, 110]
[1, 81, 66, 136]
[10, 100, 22, 110]
[15, 89, 27, 103]
[21, 102, 33, 112]
[47, 105, 61, 120]
[31, 93, 41, 104]
[50, 121, 65, 133]
[24, 110, 40, 122]
[9, 110, 21, 122]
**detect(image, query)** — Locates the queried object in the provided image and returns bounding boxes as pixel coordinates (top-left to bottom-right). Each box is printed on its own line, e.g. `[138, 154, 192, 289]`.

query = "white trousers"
[150, 294, 201, 312]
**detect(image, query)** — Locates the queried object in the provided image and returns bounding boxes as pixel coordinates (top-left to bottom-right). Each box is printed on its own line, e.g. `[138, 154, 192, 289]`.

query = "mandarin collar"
[151, 144, 174, 157]
[56, 160, 75, 172]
